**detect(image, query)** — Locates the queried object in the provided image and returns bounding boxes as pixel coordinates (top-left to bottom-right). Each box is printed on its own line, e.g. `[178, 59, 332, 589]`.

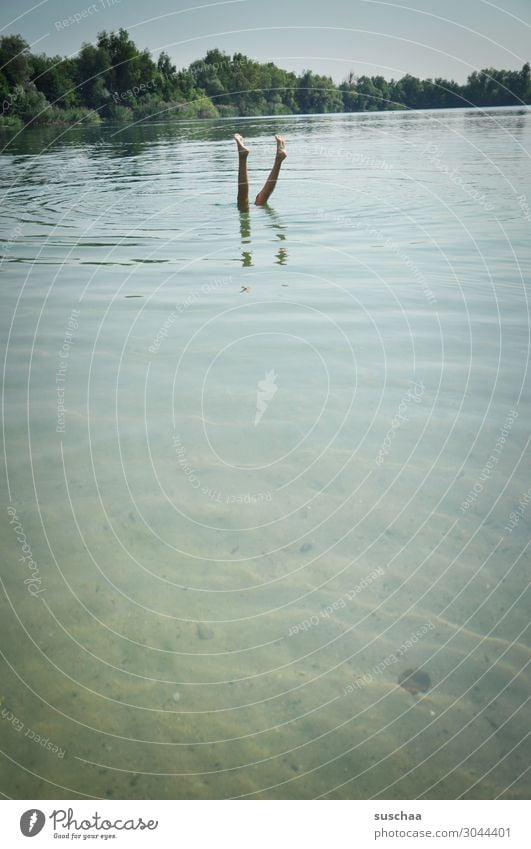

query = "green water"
[1, 109, 530, 799]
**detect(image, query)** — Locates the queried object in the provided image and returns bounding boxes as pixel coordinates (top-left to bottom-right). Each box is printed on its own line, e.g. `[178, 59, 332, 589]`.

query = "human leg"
[234, 133, 250, 212]
[254, 135, 287, 206]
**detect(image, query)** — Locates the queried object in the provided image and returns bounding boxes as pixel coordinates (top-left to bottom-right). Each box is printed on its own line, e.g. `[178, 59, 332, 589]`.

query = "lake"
[1, 107, 530, 799]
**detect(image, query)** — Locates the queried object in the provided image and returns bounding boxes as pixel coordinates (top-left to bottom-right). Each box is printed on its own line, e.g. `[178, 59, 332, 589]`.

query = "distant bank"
[1, 29, 529, 129]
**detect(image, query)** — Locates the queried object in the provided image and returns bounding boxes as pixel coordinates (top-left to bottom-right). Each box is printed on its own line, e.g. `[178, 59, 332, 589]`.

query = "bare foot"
[275, 134, 287, 161]
[234, 133, 250, 156]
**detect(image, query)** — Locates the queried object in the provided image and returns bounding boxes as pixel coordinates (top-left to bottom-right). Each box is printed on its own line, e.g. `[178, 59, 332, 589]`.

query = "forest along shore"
[0, 29, 530, 129]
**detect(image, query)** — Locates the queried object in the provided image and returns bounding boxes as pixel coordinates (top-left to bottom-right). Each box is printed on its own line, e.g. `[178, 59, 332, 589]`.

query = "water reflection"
[264, 205, 288, 266]
[238, 205, 288, 267]
[238, 210, 252, 266]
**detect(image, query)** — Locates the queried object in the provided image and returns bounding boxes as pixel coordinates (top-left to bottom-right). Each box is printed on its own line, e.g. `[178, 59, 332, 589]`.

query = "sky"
[1, 0, 530, 83]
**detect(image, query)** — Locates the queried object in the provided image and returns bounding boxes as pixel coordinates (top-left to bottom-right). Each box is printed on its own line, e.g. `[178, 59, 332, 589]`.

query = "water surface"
[1, 108, 530, 799]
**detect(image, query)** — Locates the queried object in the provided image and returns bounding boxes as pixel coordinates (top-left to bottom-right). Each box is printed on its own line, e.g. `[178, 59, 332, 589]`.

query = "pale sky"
[1, 0, 530, 83]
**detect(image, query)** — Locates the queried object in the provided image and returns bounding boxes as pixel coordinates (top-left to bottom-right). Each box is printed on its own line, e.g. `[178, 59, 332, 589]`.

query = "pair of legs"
[235, 133, 287, 212]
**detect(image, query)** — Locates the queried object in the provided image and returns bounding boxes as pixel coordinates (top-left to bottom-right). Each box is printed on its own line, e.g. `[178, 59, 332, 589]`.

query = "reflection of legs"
[234, 133, 250, 212]
[263, 205, 288, 266]
[239, 210, 253, 267]
[255, 135, 287, 206]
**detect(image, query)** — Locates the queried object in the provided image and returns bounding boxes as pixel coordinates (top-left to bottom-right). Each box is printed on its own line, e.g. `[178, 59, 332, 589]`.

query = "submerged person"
[234, 133, 287, 212]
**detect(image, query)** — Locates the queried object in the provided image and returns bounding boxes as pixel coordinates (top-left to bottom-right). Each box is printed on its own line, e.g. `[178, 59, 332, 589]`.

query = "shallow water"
[1, 108, 530, 799]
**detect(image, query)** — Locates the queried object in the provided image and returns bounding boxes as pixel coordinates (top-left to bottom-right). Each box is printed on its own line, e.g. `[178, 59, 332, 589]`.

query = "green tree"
[354, 76, 383, 111]
[431, 78, 463, 108]
[75, 41, 111, 111]
[396, 74, 424, 108]
[97, 29, 141, 92]
[0, 34, 32, 88]
[296, 70, 343, 113]
[339, 72, 359, 111]
[31, 54, 78, 107]
[518, 62, 531, 101]
[0, 34, 53, 123]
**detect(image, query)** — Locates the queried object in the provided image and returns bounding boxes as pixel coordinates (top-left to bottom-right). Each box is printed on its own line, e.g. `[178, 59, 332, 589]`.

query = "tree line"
[1, 29, 529, 128]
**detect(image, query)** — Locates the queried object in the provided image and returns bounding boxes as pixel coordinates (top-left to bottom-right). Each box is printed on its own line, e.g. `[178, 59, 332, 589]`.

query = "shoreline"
[1, 103, 529, 133]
